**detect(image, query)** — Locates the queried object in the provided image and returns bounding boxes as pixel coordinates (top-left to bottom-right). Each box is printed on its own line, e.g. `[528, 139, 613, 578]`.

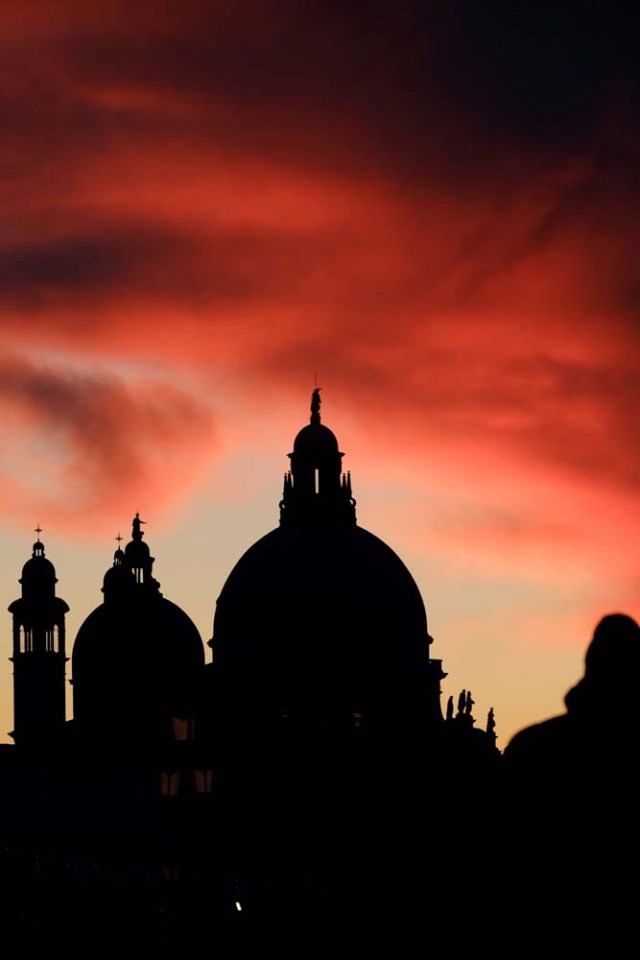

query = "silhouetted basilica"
[1, 391, 501, 938]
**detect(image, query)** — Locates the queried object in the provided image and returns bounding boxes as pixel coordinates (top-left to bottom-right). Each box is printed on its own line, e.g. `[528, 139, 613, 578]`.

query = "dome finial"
[310, 387, 322, 425]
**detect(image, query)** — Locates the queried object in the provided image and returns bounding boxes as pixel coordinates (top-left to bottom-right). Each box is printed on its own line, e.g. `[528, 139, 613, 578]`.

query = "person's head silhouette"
[583, 613, 640, 681]
[504, 612, 640, 767]
[562, 612, 640, 720]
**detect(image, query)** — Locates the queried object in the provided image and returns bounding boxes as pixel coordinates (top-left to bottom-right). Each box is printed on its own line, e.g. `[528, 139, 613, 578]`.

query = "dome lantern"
[123, 512, 155, 586]
[280, 388, 356, 525]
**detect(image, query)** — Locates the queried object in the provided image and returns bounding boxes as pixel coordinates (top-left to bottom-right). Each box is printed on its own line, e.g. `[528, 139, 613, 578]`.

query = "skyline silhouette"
[1, 388, 636, 942]
[0, 378, 636, 752]
[0, 0, 638, 863]
[0, 390, 506, 936]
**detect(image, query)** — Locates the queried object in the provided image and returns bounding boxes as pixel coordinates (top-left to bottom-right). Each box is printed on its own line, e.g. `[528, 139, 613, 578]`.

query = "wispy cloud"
[0, 0, 637, 549]
[0, 354, 215, 532]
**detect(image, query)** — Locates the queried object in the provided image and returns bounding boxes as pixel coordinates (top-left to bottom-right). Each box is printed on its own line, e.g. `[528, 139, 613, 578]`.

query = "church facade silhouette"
[1, 390, 500, 933]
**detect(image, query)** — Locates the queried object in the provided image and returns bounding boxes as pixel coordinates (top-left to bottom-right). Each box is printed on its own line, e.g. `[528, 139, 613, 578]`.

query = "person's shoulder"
[503, 714, 569, 764]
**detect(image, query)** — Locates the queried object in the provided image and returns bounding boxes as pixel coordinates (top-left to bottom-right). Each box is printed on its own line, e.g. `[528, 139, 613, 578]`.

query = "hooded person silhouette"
[500, 614, 640, 947]
[504, 613, 640, 781]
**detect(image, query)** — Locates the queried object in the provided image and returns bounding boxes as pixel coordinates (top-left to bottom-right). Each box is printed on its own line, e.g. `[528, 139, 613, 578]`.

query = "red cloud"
[0, 354, 215, 535]
[0, 1, 638, 541]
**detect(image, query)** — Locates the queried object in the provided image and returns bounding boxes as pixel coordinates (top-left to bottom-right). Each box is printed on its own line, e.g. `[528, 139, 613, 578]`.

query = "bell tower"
[8, 529, 69, 747]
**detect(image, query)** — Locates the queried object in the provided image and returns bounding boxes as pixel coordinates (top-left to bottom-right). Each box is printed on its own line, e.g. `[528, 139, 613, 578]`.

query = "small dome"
[125, 539, 151, 559]
[21, 542, 57, 592]
[21, 556, 56, 582]
[292, 422, 340, 457]
[72, 594, 205, 732]
[102, 562, 134, 599]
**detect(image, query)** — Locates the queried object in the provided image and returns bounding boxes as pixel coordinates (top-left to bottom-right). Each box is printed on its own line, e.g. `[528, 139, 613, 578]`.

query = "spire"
[310, 387, 321, 425]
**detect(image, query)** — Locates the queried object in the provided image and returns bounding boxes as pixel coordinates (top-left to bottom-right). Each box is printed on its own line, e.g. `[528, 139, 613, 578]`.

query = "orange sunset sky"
[0, 1, 638, 748]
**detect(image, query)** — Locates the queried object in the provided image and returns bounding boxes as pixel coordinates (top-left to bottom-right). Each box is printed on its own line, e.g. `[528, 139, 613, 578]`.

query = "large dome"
[208, 390, 443, 737]
[210, 523, 433, 726]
